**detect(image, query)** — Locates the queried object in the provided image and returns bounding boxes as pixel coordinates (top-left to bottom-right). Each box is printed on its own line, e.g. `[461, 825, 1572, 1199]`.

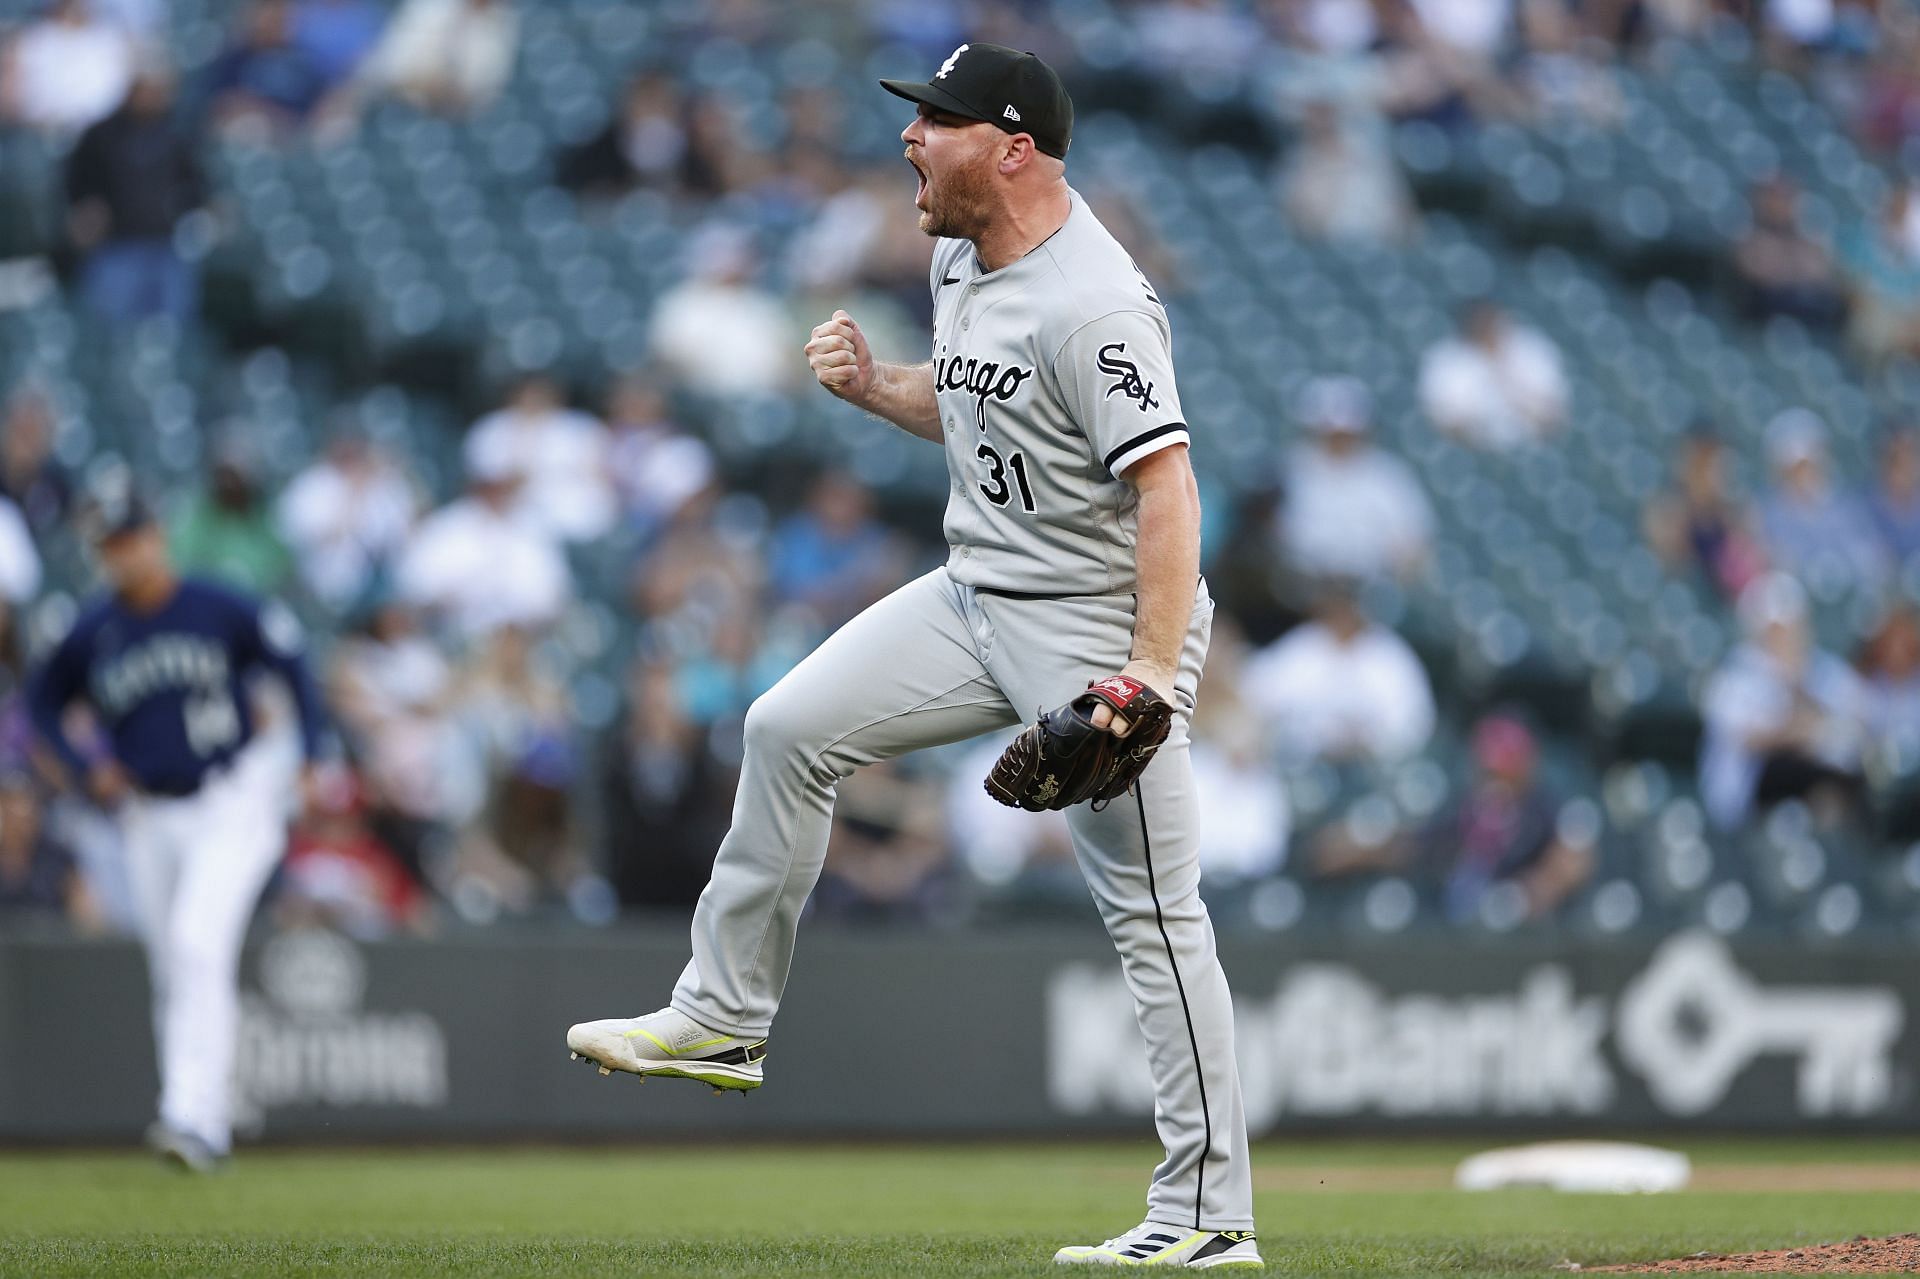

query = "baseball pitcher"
[27, 495, 326, 1172]
[569, 43, 1258, 1268]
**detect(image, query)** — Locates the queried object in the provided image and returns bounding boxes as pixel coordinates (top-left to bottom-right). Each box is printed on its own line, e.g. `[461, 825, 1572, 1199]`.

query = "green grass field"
[3, 1138, 1916, 1278]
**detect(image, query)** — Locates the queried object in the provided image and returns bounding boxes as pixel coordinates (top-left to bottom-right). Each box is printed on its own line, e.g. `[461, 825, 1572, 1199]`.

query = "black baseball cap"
[80, 490, 156, 544]
[881, 42, 1072, 161]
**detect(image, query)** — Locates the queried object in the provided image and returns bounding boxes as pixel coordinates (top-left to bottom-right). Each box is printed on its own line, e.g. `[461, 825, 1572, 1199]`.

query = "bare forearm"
[1128, 464, 1202, 683]
[857, 361, 941, 442]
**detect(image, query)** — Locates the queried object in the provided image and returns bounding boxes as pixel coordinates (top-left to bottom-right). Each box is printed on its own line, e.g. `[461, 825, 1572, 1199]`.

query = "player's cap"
[881, 42, 1072, 160]
[1298, 376, 1372, 434]
[79, 489, 156, 543]
[1765, 406, 1826, 468]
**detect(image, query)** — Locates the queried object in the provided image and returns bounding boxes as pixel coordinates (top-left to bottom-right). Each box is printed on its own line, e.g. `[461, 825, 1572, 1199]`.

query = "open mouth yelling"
[906, 148, 928, 209]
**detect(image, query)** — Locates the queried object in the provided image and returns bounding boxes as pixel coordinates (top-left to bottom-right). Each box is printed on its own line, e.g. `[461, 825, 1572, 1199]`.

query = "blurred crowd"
[5, 0, 1920, 940]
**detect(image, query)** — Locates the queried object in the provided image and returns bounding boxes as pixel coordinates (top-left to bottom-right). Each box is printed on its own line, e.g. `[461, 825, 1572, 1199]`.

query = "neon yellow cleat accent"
[566, 1008, 767, 1091]
[1054, 1224, 1262, 1268]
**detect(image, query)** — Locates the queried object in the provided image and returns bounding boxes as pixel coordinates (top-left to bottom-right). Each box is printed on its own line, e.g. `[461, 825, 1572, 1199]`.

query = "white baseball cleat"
[1055, 1222, 1263, 1268]
[565, 1006, 766, 1094]
[144, 1122, 226, 1175]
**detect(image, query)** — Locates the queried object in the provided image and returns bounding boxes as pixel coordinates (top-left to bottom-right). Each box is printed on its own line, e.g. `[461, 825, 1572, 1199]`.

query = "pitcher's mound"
[1575, 1235, 1920, 1272]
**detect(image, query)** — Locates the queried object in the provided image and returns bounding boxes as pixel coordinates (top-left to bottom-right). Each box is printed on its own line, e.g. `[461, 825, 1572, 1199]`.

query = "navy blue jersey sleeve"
[236, 595, 328, 762]
[26, 611, 99, 782]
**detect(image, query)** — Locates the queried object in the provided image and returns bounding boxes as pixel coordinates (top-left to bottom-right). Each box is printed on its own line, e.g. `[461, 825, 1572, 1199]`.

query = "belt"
[974, 586, 1144, 601]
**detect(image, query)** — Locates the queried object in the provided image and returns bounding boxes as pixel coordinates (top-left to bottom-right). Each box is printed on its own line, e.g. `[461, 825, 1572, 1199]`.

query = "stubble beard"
[917, 157, 993, 242]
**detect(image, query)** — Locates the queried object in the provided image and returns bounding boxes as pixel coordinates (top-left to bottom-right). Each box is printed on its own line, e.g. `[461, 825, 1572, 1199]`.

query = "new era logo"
[1003, 104, 1021, 121]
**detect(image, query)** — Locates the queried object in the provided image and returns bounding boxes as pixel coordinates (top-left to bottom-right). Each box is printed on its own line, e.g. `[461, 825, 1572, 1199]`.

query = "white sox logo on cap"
[935, 44, 969, 79]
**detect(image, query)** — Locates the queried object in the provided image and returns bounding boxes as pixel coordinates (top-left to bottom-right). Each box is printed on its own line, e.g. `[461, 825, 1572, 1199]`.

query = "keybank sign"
[1047, 934, 1906, 1129]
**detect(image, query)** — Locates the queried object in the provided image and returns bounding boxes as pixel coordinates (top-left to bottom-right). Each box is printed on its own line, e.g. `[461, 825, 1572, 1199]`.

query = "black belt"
[973, 586, 1105, 601]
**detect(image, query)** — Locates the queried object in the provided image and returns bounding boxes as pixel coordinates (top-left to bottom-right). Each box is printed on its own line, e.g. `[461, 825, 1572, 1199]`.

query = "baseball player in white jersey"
[568, 43, 1258, 1268]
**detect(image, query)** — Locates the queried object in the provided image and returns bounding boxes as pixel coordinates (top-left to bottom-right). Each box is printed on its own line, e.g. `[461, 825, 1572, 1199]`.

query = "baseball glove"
[984, 674, 1175, 812]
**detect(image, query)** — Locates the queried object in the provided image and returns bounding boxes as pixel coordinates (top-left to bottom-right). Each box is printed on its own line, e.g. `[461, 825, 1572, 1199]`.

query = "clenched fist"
[805, 310, 875, 405]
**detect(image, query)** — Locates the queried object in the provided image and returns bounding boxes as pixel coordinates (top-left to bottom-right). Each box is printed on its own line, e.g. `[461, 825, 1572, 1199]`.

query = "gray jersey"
[930, 188, 1188, 595]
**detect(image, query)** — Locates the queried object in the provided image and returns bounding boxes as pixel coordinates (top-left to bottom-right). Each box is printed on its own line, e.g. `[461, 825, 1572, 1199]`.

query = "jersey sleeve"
[237, 594, 329, 762]
[25, 614, 96, 782]
[1053, 309, 1190, 479]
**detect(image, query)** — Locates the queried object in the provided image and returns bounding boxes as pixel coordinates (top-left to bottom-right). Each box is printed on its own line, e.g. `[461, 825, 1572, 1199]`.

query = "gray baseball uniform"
[671, 189, 1253, 1232]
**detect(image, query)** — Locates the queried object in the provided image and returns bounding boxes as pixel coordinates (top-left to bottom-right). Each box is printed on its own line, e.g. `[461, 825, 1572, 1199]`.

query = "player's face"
[902, 105, 997, 240]
[96, 525, 169, 595]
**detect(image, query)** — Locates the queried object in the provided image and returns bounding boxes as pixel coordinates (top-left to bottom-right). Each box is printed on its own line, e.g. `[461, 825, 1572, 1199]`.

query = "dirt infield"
[1578, 1234, 1920, 1272]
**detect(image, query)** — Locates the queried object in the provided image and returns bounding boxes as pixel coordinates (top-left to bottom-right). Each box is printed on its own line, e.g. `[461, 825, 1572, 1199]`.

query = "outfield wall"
[1, 928, 1913, 1140]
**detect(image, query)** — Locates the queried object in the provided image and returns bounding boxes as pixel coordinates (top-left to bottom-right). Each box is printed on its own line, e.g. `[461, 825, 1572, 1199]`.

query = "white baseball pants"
[122, 740, 287, 1154]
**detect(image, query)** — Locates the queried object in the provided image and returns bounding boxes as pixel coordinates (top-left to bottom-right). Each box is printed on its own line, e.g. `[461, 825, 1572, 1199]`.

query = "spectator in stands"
[0, 771, 97, 926]
[65, 62, 205, 326]
[1513, 0, 1622, 126]
[1188, 619, 1290, 883]
[679, 94, 757, 201]
[326, 596, 452, 879]
[1757, 408, 1887, 595]
[946, 732, 1083, 909]
[291, 0, 387, 91]
[603, 374, 714, 545]
[0, 599, 32, 774]
[396, 447, 569, 641]
[598, 657, 731, 911]
[200, 0, 332, 139]
[442, 625, 600, 922]
[169, 442, 292, 595]
[1856, 16, 1920, 155]
[357, 0, 517, 118]
[1133, 0, 1264, 79]
[1838, 184, 1920, 365]
[1642, 422, 1765, 601]
[1373, 0, 1514, 126]
[0, 0, 134, 136]
[1279, 99, 1418, 246]
[89, 0, 164, 38]
[558, 71, 688, 202]
[629, 483, 764, 651]
[1418, 298, 1568, 448]
[278, 769, 427, 939]
[0, 383, 72, 541]
[463, 373, 615, 544]
[1733, 176, 1848, 331]
[1870, 423, 1920, 568]
[1409, 0, 1513, 62]
[1435, 713, 1597, 923]
[1312, 710, 1597, 924]
[1701, 573, 1869, 830]
[0, 494, 35, 607]
[766, 470, 905, 629]
[1279, 376, 1432, 582]
[1239, 577, 1436, 766]
[277, 425, 419, 612]
[1857, 604, 1920, 758]
[1759, 0, 1842, 63]
[814, 760, 951, 924]
[648, 225, 794, 397]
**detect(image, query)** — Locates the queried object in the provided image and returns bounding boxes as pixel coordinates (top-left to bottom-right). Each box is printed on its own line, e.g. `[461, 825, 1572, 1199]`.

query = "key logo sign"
[1047, 933, 1905, 1127]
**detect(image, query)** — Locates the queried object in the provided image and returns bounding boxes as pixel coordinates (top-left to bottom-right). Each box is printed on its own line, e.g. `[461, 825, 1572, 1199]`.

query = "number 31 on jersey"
[977, 442, 1036, 513]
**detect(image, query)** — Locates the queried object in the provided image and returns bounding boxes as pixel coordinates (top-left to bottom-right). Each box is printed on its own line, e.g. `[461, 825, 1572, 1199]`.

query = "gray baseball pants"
[671, 567, 1253, 1232]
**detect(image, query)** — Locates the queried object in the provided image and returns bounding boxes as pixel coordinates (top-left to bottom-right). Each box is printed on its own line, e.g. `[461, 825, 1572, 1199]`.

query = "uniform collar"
[968, 187, 1083, 284]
